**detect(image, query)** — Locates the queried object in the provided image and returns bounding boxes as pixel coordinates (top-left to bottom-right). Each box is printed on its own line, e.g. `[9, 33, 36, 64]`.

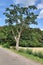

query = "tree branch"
[11, 27, 17, 41]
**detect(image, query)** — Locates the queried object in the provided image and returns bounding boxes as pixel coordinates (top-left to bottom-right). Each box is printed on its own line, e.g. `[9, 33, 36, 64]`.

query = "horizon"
[0, 0, 43, 29]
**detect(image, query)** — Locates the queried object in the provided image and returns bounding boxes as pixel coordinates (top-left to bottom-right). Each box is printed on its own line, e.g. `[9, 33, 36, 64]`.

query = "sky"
[0, 0, 43, 30]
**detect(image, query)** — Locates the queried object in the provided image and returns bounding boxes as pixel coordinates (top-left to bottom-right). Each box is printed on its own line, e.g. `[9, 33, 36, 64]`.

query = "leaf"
[29, 6, 37, 9]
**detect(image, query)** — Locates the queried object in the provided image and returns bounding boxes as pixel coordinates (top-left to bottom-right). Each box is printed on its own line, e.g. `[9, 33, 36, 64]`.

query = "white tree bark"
[16, 32, 21, 50]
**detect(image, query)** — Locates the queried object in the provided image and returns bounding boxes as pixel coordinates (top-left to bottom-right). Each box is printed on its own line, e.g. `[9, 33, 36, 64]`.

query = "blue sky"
[0, 0, 43, 30]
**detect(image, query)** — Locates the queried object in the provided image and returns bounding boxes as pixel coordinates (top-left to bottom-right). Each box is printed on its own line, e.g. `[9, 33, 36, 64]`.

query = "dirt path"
[0, 47, 42, 65]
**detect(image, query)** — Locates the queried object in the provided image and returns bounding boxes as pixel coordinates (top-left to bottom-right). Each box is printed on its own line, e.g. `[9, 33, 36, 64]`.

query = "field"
[19, 47, 43, 53]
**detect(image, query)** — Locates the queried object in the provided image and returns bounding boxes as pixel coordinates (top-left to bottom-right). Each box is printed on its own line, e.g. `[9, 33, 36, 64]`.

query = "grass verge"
[18, 52, 43, 64]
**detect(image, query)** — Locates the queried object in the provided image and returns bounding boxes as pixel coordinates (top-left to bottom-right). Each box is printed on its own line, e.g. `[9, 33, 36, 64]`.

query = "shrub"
[18, 48, 32, 54]
[32, 52, 38, 56]
[37, 52, 43, 59]
[19, 40, 26, 47]
[2, 42, 10, 48]
[26, 49, 32, 54]
[32, 51, 43, 59]
[18, 48, 26, 53]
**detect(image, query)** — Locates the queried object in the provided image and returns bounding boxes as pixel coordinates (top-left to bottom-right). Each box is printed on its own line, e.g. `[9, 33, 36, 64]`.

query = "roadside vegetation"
[13, 48, 43, 64]
[18, 51, 43, 64]
[0, 26, 43, 48]
[18, 48, 43, 59]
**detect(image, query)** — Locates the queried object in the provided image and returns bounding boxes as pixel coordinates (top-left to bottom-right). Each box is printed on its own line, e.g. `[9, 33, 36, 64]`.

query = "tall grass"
[18, 48, 43, 59]
[32, 51, 43, 59]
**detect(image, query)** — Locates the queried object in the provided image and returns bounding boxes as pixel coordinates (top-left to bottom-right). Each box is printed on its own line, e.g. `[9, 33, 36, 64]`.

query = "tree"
[4, 4, 38, 50]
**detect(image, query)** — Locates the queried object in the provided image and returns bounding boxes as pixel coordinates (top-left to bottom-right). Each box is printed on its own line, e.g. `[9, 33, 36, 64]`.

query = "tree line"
[0, 26, 43, 48]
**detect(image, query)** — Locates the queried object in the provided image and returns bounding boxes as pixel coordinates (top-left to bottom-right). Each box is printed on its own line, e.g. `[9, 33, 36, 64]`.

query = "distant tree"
[4, 4, 38, 50]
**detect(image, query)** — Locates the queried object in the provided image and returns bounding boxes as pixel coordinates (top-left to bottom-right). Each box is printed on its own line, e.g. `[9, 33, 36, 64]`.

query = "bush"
[32, 52, 38, 56]
[26, 49, 32, 54]
[32, 51, 43, 59]
[18, 48, 32, 54]
[2, 42, 10, 48]
[19, 40, 41, 47]
[36, 52, 43, 59]
[19, 40, 27, 47]
[18, 48, 26, 53]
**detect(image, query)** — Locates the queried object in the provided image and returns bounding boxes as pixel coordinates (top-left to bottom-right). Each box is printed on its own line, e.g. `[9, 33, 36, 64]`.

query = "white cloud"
[13, 0, 37, 7]
[40, 29, 43, 31]
[38, 10, 43, 19]
[37, 4, 43, 9]
[37, 0, 43, 19]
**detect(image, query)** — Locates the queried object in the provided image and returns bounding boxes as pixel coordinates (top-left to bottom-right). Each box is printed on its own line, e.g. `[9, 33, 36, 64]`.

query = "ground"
[0, 47, 42, 65]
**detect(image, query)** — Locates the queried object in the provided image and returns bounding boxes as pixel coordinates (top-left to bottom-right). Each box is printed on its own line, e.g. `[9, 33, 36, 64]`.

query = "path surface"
[0, 47, 42, 65]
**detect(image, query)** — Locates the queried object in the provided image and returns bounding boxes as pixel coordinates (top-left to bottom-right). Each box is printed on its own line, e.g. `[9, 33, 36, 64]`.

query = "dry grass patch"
[19, 47, 43, 53]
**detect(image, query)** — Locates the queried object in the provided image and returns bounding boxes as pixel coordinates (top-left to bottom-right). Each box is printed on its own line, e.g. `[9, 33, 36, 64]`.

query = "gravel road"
[0, 47, 42, 65]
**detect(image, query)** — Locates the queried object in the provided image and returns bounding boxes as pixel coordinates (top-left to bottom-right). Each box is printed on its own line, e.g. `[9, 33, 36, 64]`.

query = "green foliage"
[20, 28, 43, 47]
[26, 49, 32, 54]
[32, 52, 43, 59]
[4, 4, 38, 26]
[0, 26, 43, 47]
[2, 42, 10, 48]
[19, 40, 27, 47]
[18, 48, 25, 53]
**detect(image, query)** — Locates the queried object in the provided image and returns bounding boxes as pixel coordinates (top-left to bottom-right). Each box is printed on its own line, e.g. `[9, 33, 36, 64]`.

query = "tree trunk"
[11, 27, 22, 50]
[16, 33, 21, 50]
[16, 38, 19, 50]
